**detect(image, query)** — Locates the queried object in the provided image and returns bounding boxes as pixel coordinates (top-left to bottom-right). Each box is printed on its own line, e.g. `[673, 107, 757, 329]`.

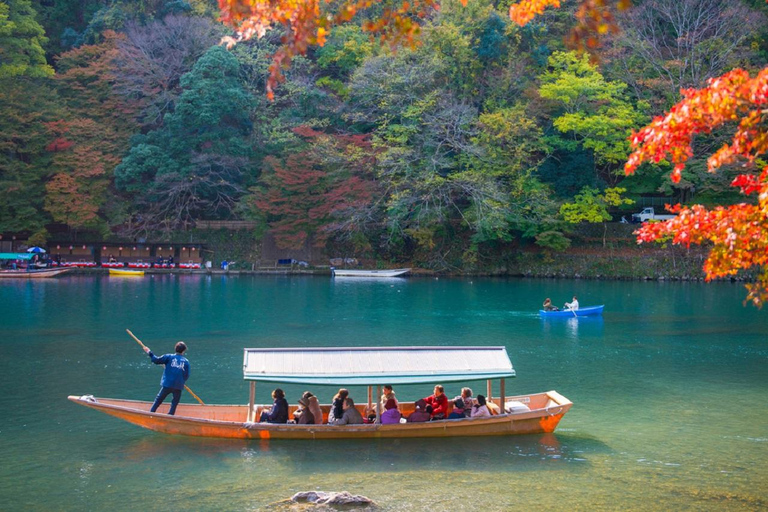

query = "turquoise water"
[0, 275, 766, 510]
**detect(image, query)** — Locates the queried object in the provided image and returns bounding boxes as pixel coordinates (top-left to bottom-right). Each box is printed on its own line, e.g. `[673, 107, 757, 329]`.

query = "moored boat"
[109, 268, 145, 276]
[540, 305, 604, 317]
[332, 268, 411, 277]
[69, 346, 572, 440]
[0, 267, 71, 278]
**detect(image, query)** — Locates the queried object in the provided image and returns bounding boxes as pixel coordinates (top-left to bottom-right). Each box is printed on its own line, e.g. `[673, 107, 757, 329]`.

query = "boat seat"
[505, 400, 531, 414]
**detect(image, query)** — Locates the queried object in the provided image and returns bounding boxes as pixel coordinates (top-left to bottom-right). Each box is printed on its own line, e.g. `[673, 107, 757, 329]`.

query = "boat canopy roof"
[0, 253, 33, 260]
[243, 346, 516, 385]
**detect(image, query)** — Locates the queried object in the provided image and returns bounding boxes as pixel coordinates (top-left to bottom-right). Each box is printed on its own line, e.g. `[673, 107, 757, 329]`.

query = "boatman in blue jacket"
[143, 341, 190, 415]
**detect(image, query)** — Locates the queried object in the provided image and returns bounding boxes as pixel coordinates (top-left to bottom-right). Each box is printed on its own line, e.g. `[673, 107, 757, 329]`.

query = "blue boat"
[539, 305, 604, 317]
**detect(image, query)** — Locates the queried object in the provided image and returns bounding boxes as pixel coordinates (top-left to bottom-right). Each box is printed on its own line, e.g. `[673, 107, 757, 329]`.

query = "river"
[0, 275, 765, 510]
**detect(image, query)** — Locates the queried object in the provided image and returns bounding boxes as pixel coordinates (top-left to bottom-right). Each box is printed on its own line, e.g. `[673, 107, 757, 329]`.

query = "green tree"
[0, 78, 62, 235]
[0, 0, 52, 78]
[539, 51, 644, 180]
[115, 46, 253, 233]
[560, 186, 634, 246]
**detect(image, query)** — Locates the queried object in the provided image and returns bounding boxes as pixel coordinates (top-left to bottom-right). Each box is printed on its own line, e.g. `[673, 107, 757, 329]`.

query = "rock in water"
[291, 491, 376, 507]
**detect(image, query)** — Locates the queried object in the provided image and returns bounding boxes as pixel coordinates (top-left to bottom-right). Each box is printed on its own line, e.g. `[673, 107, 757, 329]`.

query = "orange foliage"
[509, 0, 631, 50]
[218, 0, 441, 99]
[625, 68, 768, 306]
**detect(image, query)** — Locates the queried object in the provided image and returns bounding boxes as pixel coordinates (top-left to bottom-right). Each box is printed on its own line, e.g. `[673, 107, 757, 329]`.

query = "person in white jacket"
[564, 296, 579, 311]
[470, 395, 491, 418]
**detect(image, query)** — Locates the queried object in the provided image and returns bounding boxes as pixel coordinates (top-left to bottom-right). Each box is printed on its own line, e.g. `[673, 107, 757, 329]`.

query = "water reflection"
[539, 315, 604, 340]
[114, 432, 610, 475]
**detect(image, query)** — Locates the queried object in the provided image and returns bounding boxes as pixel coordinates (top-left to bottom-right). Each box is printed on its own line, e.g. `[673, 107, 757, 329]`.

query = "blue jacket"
[264, 397, 289, 423]
[148, 352, 190, 390]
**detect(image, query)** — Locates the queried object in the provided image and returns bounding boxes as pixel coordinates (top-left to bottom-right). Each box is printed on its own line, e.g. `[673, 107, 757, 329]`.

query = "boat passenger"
[542, 298, 559, 311]
[260, 388, 289, 424]
[143, 341, 190, 416]
[303, 392, 324, 425]
[336, 398, 364, 425]
[457, 387, 475, 416]
[380, 398, 402, 424]
[447, 398, 466, 419]
[470, 395, 491, 418]
[108, 254, 116, 263]
[380, 384, 397, 409]
[294, 396, 315, 425]
[328, 388, 349, 424]
[424, 385, 449, 420]
[564, 296, 579, 311]
[406, 400, 431, 423]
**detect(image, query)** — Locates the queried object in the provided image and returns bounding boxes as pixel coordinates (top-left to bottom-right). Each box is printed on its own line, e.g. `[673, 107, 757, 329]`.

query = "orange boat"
[69, 346, 572, 440]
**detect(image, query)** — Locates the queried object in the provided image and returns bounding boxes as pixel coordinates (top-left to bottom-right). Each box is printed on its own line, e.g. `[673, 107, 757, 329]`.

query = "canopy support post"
[376, 385, 382, 423]
[367, 385, 372, 416]
[247, 381, 256, 422]
[500, 378, 506, 412]
[487, 379, 492, 403]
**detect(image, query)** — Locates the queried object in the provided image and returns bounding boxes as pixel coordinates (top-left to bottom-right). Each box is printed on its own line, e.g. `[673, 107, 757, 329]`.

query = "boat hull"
[68, 391, 571, 440]
[0, 268, 71, 278]
[332, 268, 411, 278]
[540, 305, 604, 317]
[109, 269, 144, 276]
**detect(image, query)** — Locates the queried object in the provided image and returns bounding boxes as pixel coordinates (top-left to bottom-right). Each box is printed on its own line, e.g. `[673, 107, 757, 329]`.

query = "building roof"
[242, 346, 516, 385]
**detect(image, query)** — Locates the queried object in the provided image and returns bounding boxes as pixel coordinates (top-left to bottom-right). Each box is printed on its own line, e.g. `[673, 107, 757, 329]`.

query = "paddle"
[126, 328, 205, 405]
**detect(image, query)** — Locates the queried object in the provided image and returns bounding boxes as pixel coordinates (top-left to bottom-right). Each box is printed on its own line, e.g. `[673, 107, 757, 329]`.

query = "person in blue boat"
[143, 341, 190, 415]
[260, 388, 289, 423]
[564, 296, 579, 311]
[542, 298, 559, 311]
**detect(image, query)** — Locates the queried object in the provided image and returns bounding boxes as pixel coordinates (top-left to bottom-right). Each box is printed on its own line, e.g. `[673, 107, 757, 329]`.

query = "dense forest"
[1, 0, 766, 268]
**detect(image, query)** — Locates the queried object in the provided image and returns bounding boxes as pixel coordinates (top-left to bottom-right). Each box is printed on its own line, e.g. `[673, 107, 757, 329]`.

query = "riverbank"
[60, 245, 749, 284]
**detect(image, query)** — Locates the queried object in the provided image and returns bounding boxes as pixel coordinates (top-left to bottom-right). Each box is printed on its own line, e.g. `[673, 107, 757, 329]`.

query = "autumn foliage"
[252, 127, 375, 249]
[218, 0, 452, 99]
[623, 68, 768, 306]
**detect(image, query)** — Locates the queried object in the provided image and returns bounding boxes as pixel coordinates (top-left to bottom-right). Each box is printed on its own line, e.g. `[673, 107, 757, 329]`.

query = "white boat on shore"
[332, 268, 411, 277]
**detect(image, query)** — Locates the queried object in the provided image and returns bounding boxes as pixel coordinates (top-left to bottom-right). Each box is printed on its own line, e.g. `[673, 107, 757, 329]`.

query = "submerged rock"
[268, 491, 378, 511]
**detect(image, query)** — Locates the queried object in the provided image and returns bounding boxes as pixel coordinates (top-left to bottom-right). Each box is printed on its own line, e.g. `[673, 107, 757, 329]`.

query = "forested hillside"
[1, 0, 765, 269]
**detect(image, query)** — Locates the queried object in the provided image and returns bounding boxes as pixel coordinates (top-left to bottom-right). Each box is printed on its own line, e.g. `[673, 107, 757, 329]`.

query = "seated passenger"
[336, 397, 364, 425]
[447, 398, 466, 419]
[456, 387, 475, 416]
[407, 400, 431, 423]
[380, 384, 397, 409]
[564, 296, 579, 311]
[542, 298, 559, 311]
[380, 398, 402, 424]
[304, 391, 323, 425]
[470, 394, 491, 418]
[294, 396, 314, 425]
[328, 388, 349, 424]
[424, 385, 449, 420]
[259, 388, 289, 423]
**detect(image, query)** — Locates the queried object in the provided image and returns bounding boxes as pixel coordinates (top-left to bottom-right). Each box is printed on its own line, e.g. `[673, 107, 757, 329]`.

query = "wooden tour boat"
[108, 268, 145, 277]
[0, 253, 71, 278]
[540, 305, 604, 318]
[332, 268, 411, 278]
[69, 346, 572, 440]
[0, 267, 71, 278]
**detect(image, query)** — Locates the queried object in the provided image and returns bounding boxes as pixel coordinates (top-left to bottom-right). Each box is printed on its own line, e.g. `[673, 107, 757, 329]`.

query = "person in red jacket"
[424, 385, 449, 419]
